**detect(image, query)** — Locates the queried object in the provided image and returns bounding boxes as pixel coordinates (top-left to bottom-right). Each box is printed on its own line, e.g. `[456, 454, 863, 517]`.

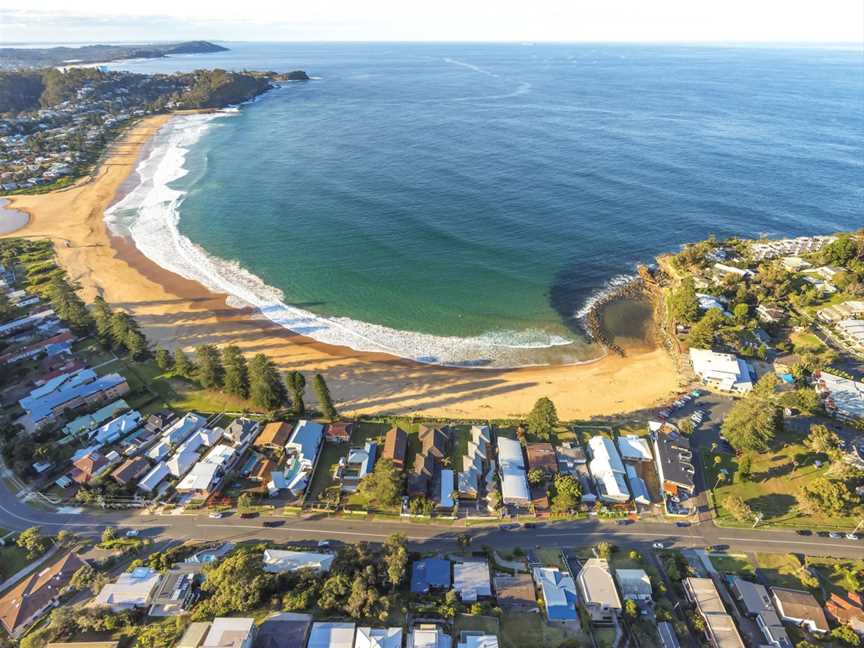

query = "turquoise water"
[107, 43, 864, 366]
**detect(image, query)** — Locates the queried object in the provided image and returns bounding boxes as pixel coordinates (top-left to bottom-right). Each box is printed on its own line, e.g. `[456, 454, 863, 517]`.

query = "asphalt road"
[1, 477, 862, 559]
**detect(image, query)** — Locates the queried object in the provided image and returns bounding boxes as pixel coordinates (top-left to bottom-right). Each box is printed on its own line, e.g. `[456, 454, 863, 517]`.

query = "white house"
[496, 437, 530, 506]
[587, 436, 630, 503]
[262, 549, 334, 574]
[92, 567, 161, 611]
[689, 348, 753, 393]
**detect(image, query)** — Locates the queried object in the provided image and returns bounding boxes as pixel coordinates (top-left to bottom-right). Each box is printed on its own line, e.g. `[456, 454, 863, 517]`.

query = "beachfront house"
[284, 420, 325, 497]
[587, 435, 630, 503]
[689, 348, 753, 394]
[497, 436, 530, 506]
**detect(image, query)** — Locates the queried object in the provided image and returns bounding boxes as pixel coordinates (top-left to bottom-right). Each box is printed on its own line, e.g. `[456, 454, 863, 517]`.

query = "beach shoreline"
[0, 114, 682, 420]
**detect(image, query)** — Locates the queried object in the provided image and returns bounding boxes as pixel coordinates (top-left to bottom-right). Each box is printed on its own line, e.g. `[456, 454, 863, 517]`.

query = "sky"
[1, 0, 862, 44]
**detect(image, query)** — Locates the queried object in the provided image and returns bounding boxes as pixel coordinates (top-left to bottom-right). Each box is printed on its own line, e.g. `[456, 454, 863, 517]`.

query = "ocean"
[104, 43, 863, 367]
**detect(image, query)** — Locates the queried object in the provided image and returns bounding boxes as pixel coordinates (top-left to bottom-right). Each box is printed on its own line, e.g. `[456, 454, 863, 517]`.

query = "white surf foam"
[106, 112, 583, 368]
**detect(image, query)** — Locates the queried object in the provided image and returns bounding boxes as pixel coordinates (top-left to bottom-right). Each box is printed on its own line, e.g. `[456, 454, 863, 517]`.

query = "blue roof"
[411, 558, 451, 593]
[287, 420, 324, 465]
[22, 372, 126, 423]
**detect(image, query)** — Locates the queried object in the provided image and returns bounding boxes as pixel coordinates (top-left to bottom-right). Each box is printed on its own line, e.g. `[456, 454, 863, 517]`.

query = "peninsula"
[0, 40, 228, 70]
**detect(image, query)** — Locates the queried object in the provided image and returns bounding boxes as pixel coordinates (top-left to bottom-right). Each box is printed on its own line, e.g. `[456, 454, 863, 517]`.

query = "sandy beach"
[1, 115, 682, 420]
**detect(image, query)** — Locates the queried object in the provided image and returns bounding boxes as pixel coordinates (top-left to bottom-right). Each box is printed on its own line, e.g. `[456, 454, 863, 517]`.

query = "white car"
[208, 511, 224, 519]
[317, 540, 332, 548]
[124, 529, 139, 538]
[847, 533, 859, 541]
[652, 542, 665, 549]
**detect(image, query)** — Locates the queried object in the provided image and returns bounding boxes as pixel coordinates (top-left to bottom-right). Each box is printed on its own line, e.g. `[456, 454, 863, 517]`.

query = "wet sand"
[1, 115, 683, 419]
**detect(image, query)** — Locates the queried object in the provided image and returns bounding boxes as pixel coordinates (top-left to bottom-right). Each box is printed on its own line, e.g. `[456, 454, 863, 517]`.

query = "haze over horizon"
[1, 0, 862, 45]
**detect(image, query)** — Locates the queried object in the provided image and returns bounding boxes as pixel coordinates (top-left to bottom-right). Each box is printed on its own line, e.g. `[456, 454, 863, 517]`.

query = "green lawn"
[594, 627, 617, 648]
[754, 553, 816, 591]
[499, 612, 582, 648]
[709, 553, 755, 576]
[0, 545, 34, 583]
[534, 548, 566, 570]
[703, 430, 861, 531]
[455, 613, 500, 637]
[305, 442, 347, 505]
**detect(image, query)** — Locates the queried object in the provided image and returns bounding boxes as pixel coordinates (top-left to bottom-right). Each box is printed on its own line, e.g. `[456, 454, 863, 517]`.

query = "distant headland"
[0, 41, 229, 70]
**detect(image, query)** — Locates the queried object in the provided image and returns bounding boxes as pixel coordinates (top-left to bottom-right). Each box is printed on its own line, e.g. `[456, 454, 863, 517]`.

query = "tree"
[721, 397, 781, 452]
[56, 529, 75, 546]
[16, 527, 48, 559]
[194, 547, 272, 619]
[732, 302, 750, 324]
[737, 454, 752, 482]
[154, 348, 173, 372]
[286, 371, 306, 415]
[551, 474, 581, 514]
[46, 276, 92, 332]
[595, 542, 614, 560]
[319, 573, 350, 610]
[70, 564, 98, 591]
[527, 397, 558, 439]
[804, 424, 842, 456]
[383, 533, 408, 590]
[195, 344, 224, 389]
[687, 308, 724, 348]
[356, 458, 402, 508]
[249, 354, 288, 410]
[527, 468, 545, 486]
[457, 533, 471, 550]
[101, 527, 117, 543]
[237, 492, 254, 512]
[798, 477, 856, 516]
[832, 626, 861, 647]
[174, 348, 195, 379]
[91, 295, 114, 346]
[671, 277, 700, 323]
[724, 495, 754, 522]
[222, 345, 249, 400]
[312, 373, 337, 421]
[624, 598, 638, 619]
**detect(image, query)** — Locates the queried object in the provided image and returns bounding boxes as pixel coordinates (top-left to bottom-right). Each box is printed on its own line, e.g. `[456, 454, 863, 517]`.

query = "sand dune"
[2, 115, 682, 420]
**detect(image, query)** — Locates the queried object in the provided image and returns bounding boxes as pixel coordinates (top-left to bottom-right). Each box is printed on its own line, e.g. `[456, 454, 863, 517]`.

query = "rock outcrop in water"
[583, 276, 646, 356]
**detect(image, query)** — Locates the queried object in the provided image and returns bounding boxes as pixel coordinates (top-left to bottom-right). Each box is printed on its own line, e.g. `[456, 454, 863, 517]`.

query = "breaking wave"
[104, 112, 603, 368]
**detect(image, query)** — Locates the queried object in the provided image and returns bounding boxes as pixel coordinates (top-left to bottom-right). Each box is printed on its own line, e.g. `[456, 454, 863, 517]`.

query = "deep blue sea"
[105, 43, 864, 367]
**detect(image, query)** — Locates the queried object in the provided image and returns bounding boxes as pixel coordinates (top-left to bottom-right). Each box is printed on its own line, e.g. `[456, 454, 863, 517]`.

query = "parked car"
[263, 520, 284, 528]
[124, 529, 139, 538]
[651, 542, 666, 549]
[500, 523, 521, 530]
[675, 521, 690, 528]
[847, 533, 860, 541]
[795, 529, 812, 536]
[524, 522, 538, 529]
[829, 532, 843, 539]
[208, 511, 225, 519]
[691, 390, 701, 397]
[317, 540, 332, 548]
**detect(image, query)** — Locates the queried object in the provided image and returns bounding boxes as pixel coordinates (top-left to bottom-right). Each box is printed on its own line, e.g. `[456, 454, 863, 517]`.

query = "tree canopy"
[527, 397, 558, 439]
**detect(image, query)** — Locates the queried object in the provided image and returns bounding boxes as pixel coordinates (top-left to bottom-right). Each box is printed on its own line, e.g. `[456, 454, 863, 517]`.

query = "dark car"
[500, 523, 521, 531]
[239, 512, 259, 519]
[675, 521, 690, 528]
[796, 530, 813, 536]
[616, 519, 632, 526]
[523, 522, 538, 529]
[263, 520, 284, 528]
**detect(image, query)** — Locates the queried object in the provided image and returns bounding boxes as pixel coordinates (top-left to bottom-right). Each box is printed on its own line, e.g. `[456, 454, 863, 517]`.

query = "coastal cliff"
[0, 41, 228, 70]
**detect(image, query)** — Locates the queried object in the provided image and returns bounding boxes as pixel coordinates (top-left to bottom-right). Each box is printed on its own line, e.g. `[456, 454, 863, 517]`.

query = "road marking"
[195, 523, 435, 541]
[535, 531, 684, 539]
[718, 536, 863, 549]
